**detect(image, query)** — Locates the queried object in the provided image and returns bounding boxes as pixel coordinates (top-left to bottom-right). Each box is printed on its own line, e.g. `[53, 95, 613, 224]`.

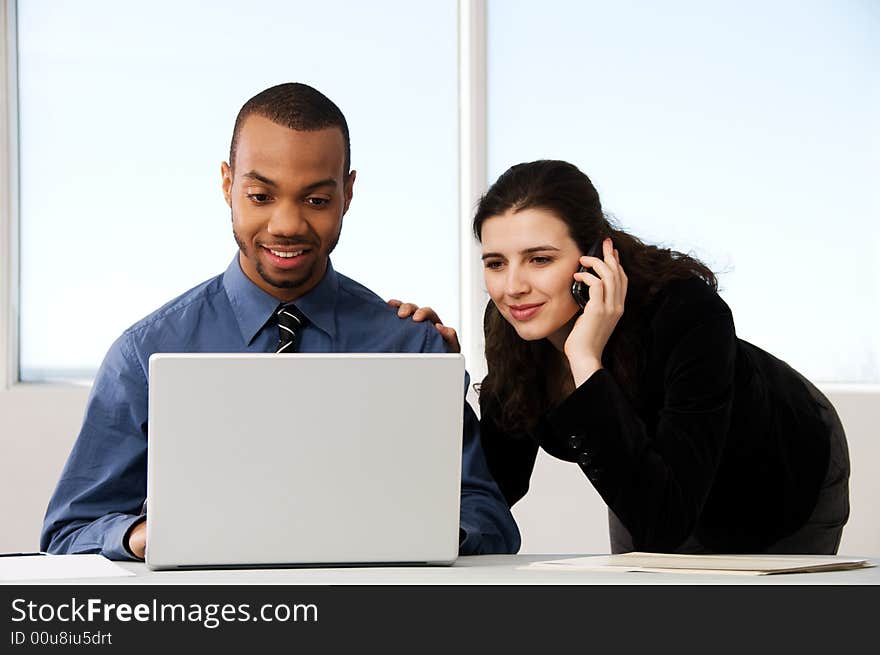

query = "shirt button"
[568, 435, 583, 450]
[587, 468, 602, 483]
[577, 452, 593, 468]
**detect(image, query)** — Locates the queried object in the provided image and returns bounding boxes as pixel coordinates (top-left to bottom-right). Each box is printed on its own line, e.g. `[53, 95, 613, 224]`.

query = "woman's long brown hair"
[475, 160, 717, 434]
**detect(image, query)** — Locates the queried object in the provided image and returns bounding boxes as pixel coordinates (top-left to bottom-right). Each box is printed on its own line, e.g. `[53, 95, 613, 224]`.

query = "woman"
[393, 159, 850, 554]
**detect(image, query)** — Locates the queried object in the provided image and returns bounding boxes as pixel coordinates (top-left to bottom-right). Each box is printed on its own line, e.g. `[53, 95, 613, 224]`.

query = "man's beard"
[232, 219, 341, 291]
[257, 256, 317, 289]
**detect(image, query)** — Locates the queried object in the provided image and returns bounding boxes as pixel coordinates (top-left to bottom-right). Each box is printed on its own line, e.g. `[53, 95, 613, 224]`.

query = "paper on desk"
[522, 552, 875, 575]
[0, 554, 135, 582]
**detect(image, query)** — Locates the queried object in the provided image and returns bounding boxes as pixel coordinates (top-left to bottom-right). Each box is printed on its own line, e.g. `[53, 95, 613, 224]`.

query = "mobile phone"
[570, 239, 605, 309]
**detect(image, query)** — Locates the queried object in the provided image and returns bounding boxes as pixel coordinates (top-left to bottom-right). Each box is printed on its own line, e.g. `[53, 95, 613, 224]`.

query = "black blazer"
[479, 277, 830, 553]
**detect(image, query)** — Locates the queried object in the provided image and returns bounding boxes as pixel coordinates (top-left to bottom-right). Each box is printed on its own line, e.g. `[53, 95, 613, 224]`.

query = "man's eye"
[246, 193, 271, 204]
[306, 197, 329, 207]
[484, 260, 504, 270]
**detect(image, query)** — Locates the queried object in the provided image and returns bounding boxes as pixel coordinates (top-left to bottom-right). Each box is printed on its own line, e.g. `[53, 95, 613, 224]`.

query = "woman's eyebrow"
[521, 245, 560, 254]
[481, 245, 560, 260]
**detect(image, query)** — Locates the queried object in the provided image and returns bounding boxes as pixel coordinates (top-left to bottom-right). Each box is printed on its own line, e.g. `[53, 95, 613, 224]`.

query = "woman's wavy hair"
[474, 160, 717, 434]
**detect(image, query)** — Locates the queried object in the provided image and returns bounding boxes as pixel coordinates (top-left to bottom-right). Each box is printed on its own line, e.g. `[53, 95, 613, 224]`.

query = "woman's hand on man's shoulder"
[387, 299, 461, 353]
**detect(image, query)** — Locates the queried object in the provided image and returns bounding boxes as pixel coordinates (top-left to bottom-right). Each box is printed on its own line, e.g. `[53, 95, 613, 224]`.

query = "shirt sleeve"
[420, 325, 521, 555]
[40, 332, 149, 561]
[540, 306, 737, 552]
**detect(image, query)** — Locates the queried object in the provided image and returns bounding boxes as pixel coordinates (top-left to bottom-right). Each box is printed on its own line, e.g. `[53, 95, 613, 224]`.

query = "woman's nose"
[505, 267, 530, 296]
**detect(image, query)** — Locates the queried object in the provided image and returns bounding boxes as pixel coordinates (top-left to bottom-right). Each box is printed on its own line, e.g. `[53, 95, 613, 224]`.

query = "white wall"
[2, 385, 877, 555]
[0, 386, 89, 552]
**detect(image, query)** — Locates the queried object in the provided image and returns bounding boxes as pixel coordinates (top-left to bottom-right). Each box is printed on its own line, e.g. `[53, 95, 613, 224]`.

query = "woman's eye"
[531, 256, 552, 264]
[246, 193, 271, 204]
[484, 260, 504, 270]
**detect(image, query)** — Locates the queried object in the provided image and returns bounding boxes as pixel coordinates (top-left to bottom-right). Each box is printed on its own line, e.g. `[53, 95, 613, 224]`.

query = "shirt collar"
[222, 253, 339, 345]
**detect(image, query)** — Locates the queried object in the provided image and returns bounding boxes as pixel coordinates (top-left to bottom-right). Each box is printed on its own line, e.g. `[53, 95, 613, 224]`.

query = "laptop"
[145, 353, 464, 570]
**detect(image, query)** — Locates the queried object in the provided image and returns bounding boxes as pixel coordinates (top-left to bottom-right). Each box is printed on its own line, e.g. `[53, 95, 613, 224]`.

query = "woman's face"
[481, 207, 582, 341]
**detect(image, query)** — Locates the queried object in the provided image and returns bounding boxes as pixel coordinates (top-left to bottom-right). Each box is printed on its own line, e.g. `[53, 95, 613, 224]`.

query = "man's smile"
[261, 245, 315, 269]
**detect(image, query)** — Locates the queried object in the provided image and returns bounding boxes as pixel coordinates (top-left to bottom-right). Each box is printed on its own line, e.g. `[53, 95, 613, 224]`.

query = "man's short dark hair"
[229, 82, 351, 173]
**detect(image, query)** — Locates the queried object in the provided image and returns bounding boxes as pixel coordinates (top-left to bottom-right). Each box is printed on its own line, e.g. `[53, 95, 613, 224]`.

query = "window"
[13, 1, 879, 384]
[487, 0, 879, 382]
[16, 0, 459, 381]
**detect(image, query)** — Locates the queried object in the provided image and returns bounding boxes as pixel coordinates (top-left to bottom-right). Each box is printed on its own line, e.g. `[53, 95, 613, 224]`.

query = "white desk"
[18, 554, 879, 585]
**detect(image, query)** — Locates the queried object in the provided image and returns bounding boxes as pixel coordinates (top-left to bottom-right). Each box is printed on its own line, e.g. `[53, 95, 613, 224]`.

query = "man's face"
[221, 115, 356, 301]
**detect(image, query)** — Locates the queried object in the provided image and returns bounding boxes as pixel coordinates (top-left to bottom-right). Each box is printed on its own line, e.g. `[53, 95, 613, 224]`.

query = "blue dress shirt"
[41, 255, 520, 559]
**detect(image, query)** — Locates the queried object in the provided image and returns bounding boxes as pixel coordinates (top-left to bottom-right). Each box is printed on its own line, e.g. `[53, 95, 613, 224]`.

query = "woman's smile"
[508, 302, 545, 321]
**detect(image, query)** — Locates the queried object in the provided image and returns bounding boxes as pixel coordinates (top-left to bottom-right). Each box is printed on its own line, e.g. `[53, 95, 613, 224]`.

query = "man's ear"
[342, 170, 357, 215]
[221, 161, 233, 207]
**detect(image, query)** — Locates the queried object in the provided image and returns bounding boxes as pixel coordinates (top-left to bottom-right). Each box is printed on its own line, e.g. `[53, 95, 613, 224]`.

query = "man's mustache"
[259, 239, 320, 249]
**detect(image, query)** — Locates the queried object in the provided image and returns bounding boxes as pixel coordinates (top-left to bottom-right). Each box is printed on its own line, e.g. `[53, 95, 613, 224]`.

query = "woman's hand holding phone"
[564, 238, 628, 387]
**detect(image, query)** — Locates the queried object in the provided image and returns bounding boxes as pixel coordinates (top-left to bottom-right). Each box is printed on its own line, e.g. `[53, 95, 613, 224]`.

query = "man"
[41, 83, 520, 559]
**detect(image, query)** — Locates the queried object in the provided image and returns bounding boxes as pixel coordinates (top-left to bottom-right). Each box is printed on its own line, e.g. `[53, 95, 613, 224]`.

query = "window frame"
[1, 0, 874, 394]
[1, 0, 489, 390]
[1, 0, 19, 391]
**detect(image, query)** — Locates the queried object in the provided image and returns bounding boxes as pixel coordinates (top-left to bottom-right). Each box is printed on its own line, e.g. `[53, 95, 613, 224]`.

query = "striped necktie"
[275, 303, 308, 353]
